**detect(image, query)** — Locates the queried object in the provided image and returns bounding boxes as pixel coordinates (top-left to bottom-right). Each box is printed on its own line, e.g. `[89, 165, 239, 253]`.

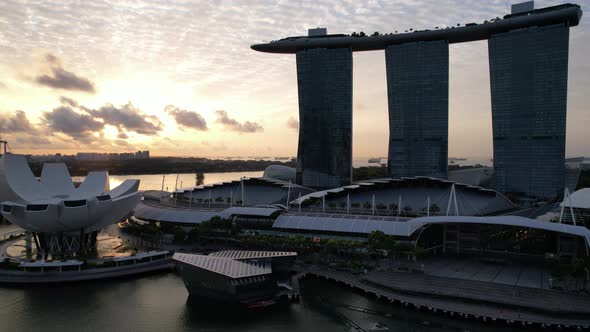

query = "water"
[0, 273, 521, 332]
[69, 155, 493, 192]
[72, 171, 263, 192]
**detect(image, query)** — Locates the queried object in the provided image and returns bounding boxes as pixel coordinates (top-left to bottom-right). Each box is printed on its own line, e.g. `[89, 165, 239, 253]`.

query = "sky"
[0, 0, 588, 158]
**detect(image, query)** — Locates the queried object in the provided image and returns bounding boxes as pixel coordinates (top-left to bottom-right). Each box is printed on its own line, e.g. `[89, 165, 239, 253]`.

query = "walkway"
[301, 269, 590, 329]
[0, 258, 174, 283]
[363, 270, 590, 314]
[413, 257, 583, 291]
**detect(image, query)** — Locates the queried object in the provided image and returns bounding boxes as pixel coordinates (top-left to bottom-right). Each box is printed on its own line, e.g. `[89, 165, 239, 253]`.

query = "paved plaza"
[417, 257, 573, 291]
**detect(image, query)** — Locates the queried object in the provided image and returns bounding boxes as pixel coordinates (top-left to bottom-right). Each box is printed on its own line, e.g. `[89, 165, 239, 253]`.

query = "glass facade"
[295, 48, 353, 188]
[385, 41, 449, 179]
[489, 24, 569, 199]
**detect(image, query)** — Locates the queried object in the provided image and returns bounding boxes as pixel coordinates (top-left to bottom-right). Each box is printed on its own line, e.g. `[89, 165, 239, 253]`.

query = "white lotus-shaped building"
[0, 154, 140, 255]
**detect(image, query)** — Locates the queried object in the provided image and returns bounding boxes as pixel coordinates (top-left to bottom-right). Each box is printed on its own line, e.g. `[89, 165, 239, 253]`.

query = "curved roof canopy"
[560, 188, 590, 209]
[0, 154, 141, 233]
[272, 213, 590, 247]
[291, 176, 514, 216]
[273, 214, 590, 247]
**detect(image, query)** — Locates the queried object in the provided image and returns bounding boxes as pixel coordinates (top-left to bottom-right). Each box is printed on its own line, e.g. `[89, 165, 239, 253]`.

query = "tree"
[363, 201, 372, 210]
[372, 31, 380, 36]
[368, 231, 388, 252]
[389, 203, 398, 211]
[172, 227, 186, 242]
[215, 196, 224, 203]
[195, 173, 205, 186]
[199, 221, 212, 238]
[403, 205, 413, 214]
[414, 246, 429, 260]
[430, 203, 440, 215]
[188, 226, 201, 242]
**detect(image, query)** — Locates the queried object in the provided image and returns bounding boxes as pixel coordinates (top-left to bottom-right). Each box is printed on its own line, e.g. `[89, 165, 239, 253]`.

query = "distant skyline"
[0, 0, 588, 158]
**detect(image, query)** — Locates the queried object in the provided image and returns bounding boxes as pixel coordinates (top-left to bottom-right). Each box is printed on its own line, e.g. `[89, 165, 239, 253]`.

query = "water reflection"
[72, 171, 263, 191]
[0, 272, 527, 332]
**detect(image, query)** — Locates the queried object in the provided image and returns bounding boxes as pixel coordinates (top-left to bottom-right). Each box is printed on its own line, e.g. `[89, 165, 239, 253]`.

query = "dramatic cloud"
[42, 106, 104, 141]
[0, 0, 588, 156]
[59, 96, 79, 108]
[117, 132, 129, 139]
[0, 111, 36, 133]
[286, 117, 299, 131]
[34, 54, 95, 93]
[215, 110, 263, 133]
[14, 135, 51, 145]
[87, 103, 162, 136]
[165, 105, 208, 131]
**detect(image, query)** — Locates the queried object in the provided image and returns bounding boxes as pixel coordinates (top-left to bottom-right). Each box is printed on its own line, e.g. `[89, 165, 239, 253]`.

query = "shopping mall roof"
[133, 202, 219, 224]
[133, 203, 284, 224]
[178, 176, 312, 193]
[273, 214, 590, 246]
[216, 206, 282, 219]
[273, 213, 413, 236]
[291, 176, 508, 205]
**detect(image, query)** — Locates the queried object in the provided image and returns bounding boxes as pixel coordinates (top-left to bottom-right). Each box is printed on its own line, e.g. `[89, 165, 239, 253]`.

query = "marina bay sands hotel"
[251, 2, 583, 199]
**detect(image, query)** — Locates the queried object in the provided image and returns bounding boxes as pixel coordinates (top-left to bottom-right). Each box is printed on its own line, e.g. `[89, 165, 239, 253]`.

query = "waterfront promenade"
[0, 257, 174, 283]
[302, 269, 590, 329]
[363, 271, 590, 314]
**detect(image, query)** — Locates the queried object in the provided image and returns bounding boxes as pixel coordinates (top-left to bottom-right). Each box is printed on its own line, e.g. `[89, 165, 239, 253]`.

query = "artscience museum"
[0, 154, 141, 258]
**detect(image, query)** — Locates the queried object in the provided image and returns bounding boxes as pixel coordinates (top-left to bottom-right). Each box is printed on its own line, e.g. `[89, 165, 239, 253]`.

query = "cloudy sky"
[0, 0, 588, 158]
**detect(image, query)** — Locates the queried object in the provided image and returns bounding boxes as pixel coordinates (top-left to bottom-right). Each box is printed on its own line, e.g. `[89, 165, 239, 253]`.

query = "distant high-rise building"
[489, 23, 569, 198]
[386, 41, 449, 179]
[75, 151, 150, 161]
[295, 47, 353, 188]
